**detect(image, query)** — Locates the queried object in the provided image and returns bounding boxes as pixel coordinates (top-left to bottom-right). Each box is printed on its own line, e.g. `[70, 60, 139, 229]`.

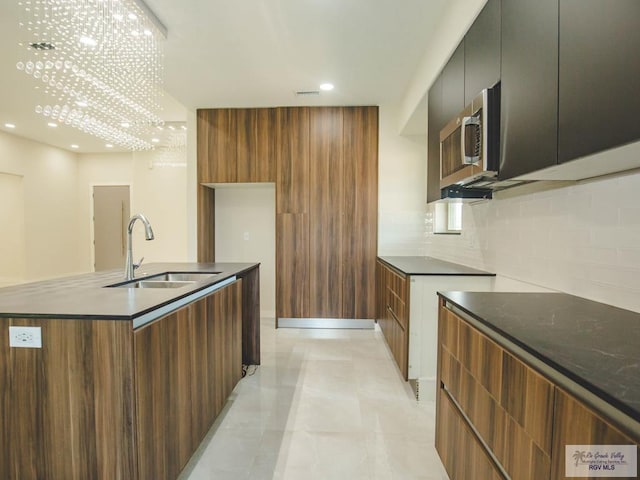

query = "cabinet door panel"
[309, 107, 344, 318]
[464, 0, 501, 104]
[427, 75, 443, 203]
[551, 389, 640, 480]
[197, 109, 237, 183]
[276, 107, 309, 214]
[558, 0, 640, 164]
[256, 108, 277, 182]
[342, 106, 378, 319]
[500, 0, 558, 180]
[236, 108, 257, 182]
[441, 41, 465, 123]
[276, 214, 309, 318]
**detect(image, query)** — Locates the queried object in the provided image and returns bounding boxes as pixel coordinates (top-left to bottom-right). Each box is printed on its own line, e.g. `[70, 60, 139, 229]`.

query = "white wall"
[424, 167, 640, 313]
[0, 173, 26, 286]
[378, 105, 429, 255]
[77, 150, 189, 271]
[214, 185, 276, 317]
[0, 130, 190, 287]
[0, 130, 84, 282]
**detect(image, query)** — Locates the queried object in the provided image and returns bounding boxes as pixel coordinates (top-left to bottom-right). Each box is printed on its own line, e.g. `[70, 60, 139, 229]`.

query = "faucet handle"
[134, 257, 145, 270]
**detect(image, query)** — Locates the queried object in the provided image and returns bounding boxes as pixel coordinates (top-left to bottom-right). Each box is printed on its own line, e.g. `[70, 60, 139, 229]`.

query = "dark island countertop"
[439, 291, 640, 424]
[379, 256, 495, 276]
[0, 262, 258, 321]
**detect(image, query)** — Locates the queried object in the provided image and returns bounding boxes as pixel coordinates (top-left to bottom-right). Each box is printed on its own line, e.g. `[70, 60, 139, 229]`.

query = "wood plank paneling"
[309, 107, 344, 318]
[342, 106, 378, 319]
[197, 185, 215, 262]
[276, 213, 309, 319]
[276, 107, 309, 214]
[236, 108, 257, 182]
[3, 318, 136, 480]
[256, 108, 277, 182]
[241, 266, 261, 365]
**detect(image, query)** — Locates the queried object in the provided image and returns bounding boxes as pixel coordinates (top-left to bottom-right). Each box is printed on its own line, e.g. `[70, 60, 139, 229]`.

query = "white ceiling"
[0, 0, 448, 153]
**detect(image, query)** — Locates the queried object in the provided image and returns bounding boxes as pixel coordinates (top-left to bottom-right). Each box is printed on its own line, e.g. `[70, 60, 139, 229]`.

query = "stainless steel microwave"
[439, 84, 500, 190]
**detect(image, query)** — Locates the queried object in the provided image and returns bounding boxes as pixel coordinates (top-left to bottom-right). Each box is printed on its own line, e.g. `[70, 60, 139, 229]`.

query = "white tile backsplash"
[424, 170, 640, 313]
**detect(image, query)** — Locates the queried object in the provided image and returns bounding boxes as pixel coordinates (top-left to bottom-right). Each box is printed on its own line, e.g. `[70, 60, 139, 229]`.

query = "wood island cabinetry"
[0, 272, 256, 480]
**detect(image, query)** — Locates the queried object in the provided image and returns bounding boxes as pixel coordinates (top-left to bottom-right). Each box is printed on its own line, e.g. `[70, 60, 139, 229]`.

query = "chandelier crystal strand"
[17, 0, 165, 149]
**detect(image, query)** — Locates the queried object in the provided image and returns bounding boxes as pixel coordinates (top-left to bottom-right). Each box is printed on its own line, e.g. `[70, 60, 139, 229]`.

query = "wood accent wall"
[197, 106, 378, 322]
[0, 318, 136, 480]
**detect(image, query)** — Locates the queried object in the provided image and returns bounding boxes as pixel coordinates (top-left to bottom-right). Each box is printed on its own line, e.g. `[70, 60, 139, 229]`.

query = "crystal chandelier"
[17, 0, 167, 150]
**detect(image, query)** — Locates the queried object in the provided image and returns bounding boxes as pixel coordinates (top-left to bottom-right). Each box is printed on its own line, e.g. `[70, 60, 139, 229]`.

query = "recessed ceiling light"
[105, 144, 113, 148]
[4, 123, 16, 129]
[47, 122, 58, 128]
[151, 138, 160, 143]
[70, 144, 79, 149]
[320, 83, 334, 91]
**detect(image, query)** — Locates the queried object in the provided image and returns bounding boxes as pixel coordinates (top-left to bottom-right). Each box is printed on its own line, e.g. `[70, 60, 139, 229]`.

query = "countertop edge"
[378, 256, 496, 277]
[0, 263, 260, 320]
[438, 292, 640, 438]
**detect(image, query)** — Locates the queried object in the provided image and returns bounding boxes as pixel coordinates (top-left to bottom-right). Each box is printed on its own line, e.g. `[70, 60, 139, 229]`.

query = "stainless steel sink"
[145, 272, 221, 282]
[129, 280, 195, 289]
[106, 271, 221, 289]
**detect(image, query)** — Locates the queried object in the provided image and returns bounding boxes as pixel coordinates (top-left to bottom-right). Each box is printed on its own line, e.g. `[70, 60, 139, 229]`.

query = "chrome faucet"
[124, 213, 155, 280]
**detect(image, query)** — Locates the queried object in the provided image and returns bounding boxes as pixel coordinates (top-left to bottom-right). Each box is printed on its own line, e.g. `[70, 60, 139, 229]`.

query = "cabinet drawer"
[437, 389, 505, 480]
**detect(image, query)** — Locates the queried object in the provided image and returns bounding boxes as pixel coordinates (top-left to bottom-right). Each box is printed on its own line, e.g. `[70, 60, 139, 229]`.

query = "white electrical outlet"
[243, 232, 250, 241]
[9, 326, 42, 348]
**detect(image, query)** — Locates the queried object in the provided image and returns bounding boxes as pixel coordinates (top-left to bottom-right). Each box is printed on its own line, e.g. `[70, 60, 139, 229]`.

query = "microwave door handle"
[461, 116, 481, 165]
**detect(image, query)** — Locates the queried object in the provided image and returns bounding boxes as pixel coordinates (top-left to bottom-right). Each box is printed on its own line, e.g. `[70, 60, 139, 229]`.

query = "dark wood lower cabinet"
[437, 301, 640, 480]
[376, 260, 409, 379]
[0, 280, 245, 480]
[551, 389, 640, 480]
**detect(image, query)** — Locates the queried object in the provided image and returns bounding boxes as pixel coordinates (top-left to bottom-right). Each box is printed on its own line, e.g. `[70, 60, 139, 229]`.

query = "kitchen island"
[0, 262, 260, 480]
[436, 291, 640, 479]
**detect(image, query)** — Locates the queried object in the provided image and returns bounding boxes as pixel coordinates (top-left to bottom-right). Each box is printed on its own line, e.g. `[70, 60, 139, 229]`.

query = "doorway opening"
[92, 185, 131, 271]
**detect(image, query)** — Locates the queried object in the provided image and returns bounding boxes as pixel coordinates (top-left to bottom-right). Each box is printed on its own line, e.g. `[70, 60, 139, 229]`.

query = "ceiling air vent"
[295, 90, 320, 97]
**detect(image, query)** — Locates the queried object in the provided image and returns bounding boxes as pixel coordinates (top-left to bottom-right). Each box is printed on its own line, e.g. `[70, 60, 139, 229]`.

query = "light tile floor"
[179, 319, 449, 480]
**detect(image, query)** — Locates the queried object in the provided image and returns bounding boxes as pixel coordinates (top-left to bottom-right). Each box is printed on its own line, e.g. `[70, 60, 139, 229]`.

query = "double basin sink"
[107, 272, 221, 289]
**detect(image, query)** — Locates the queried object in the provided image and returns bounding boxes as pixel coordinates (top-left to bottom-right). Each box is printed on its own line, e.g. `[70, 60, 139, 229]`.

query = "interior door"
[93, 185, 130, 271]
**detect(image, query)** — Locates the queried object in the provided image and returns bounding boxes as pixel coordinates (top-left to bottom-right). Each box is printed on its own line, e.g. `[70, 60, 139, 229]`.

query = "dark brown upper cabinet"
[427, 74, 443, 203]
[558, 0, 640, 164]
[464, 0, 501, 105]
[499, 0, 559, 180]
[441, 41, 465, 125]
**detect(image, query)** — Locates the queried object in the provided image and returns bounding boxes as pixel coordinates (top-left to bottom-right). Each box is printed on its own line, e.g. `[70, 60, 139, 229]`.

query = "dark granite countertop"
[439, 291, 640, 423]
[379, 256, 495, 276]
[0, 262, 258, 320]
